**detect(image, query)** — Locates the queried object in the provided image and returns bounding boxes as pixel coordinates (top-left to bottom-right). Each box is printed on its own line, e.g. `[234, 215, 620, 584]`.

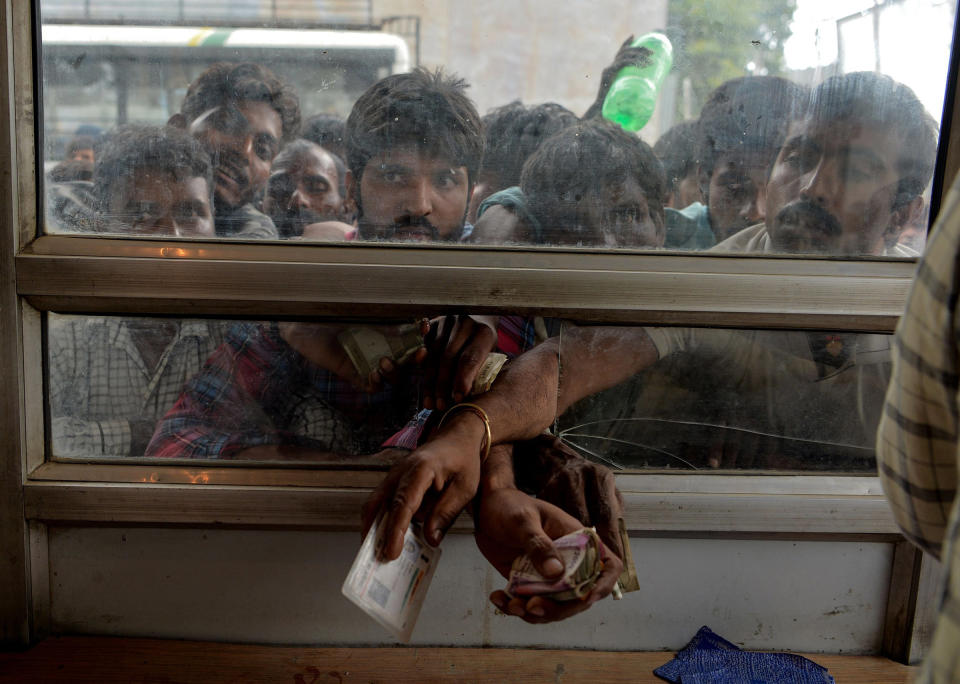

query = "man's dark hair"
[345, 67, 483, 187]
[65, 135, 95, 160]
[479, 101, 577, 191]
[653, 120, 700, 198]
[697, 76, 808, 182]
[180, 62, 301, 142]
[520, 119, 666, 244]
[301, 113, 346, 160]
[805, 72, 938, 209]
[94, 124, 213, 213]
[271, 138, 347, 199]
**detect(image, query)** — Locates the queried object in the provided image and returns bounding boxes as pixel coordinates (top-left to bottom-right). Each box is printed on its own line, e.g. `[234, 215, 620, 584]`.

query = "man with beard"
[664, 76, 808, 250]
[343, 67, 482, 243]
[279, 68, 482, 244]
[369, 72, 940, 596]
[262, 138, 352, 239]
[169, 62, 301, 240]
[147, 69, 625, 622]
[716, 71, 935, 256]
[147, 68, 510, 464]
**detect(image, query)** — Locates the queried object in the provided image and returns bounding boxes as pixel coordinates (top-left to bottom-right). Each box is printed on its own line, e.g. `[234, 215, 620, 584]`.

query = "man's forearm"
[556, 325, 659, 416]
[480, 443, 516, 492]
[440, 337, 561, 449]
[457, 326, 658, 443]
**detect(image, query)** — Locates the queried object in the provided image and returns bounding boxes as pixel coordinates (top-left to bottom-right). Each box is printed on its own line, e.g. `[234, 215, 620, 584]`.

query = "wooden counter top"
[0, 636, 919, 683]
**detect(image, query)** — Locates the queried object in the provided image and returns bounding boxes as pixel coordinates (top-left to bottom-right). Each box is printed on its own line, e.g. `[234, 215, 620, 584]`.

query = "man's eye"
[844, 163, 872, 182]
[255, 143, 274, 161]
[783, 152, 803, 168]
[268, 177, 294, 196]
[434, 173, 459, 190]
[381, 170, 404, 183]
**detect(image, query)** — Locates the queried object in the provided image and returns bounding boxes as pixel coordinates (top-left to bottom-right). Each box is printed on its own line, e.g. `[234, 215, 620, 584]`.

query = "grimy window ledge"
[23, 464, 900, 537]
[0, 636, 920, 683]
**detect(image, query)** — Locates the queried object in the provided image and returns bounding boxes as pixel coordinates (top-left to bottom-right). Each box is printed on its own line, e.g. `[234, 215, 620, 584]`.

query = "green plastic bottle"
[601, 32, 674, 132]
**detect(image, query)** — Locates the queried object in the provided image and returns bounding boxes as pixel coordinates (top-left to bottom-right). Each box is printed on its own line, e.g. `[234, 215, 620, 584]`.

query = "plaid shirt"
[876, 173, 960, 683]
[48, 315, 227, 457]
[146, 316, 537, 459]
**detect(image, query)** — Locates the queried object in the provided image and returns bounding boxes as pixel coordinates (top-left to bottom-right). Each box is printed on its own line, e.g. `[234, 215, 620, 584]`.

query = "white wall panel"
[48, 527, 892, 653]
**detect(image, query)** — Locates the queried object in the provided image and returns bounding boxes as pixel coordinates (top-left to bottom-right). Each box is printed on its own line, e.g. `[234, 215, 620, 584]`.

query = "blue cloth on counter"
[655, 626, 835, 684]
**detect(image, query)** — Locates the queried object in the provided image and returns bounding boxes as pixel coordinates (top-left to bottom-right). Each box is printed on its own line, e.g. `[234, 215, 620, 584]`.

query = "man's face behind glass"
[103, 170, 214, 238]
[354, 146, 469, 243]
[765, 118, 906, 256]
[706, 151, 772, 242]
[188, 101, 283, 214]
[263, 145, 347, 235]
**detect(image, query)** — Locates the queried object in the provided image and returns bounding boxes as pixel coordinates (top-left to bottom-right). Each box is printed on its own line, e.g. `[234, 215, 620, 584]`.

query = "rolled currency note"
[506, 527, 605, 602]
[616, 517, 640, 594]
[470, 352, 507, 396]
[339, 322, 508, 396]
[337, 322, 425, 381]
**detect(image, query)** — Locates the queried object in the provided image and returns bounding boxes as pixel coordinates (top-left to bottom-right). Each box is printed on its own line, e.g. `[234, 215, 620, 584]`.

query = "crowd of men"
[47, 39, 944, 626]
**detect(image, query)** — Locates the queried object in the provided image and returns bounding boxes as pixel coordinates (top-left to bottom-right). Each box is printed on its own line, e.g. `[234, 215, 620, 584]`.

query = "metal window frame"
[3, 0, 958, 660]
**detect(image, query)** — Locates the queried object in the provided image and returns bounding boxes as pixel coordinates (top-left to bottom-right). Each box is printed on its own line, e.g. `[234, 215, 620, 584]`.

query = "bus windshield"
[40, 24, 410, 162]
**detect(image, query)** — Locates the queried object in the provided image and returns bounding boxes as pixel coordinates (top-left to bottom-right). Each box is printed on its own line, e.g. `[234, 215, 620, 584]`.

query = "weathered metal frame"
[5, 0, 960, 662]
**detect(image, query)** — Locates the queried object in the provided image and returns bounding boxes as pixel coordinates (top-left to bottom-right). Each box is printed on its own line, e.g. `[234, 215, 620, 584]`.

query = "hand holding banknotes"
[512, 434, 626, 560]
[281, 316, 499, 402]
[474, 481, 624, 624]
[418, 314, 499, 411]
[279, 320, 429, 393]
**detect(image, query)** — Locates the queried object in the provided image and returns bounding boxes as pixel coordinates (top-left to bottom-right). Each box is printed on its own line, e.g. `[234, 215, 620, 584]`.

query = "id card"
[341, 515, 441, 642]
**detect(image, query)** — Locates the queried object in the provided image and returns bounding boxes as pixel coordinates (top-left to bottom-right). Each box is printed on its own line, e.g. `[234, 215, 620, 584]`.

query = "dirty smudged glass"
[36, 0, 957, 255]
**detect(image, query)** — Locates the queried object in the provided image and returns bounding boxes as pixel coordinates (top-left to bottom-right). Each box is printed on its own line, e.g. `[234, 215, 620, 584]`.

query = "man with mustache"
[716, 71, 936, 257]
[344, 67, 482, 243]
[664, 76, 808, 250]
[169, 62, 301, 240]
[148, 68, 625, 621]
[280, 68, 483, 245]
[261, 138, 353, 239]
[371, 73, 941, 598]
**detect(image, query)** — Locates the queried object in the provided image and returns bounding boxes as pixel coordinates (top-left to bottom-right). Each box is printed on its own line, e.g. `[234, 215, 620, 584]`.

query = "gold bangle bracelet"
[437, 402, 492, 463]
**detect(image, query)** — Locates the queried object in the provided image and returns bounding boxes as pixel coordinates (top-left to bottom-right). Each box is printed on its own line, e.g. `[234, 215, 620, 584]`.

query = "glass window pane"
[36, 0, 958, 257]
[46, 313, 532, 464]
[48, 312, 885, 473]
[556, 322, 890, 473]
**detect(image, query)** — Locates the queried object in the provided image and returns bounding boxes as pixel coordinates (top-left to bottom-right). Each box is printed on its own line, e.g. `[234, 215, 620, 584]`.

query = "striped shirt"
[876, 174, 960, 682]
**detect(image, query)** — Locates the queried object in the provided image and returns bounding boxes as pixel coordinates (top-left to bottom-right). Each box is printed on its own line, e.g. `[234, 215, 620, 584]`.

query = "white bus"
[40, 23, 411, 160]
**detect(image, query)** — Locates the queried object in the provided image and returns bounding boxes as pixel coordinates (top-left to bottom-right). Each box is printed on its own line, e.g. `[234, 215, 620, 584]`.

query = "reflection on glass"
[48, 314, 230, 458]
[38, 1, 955, 255]
[47, 313, 535, 462]
[49, 311, 886, 473]
[556, 323, 889, 472]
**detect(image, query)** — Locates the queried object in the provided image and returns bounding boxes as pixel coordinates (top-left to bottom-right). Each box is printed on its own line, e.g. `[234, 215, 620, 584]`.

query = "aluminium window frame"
[3, 0, 958, 658]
